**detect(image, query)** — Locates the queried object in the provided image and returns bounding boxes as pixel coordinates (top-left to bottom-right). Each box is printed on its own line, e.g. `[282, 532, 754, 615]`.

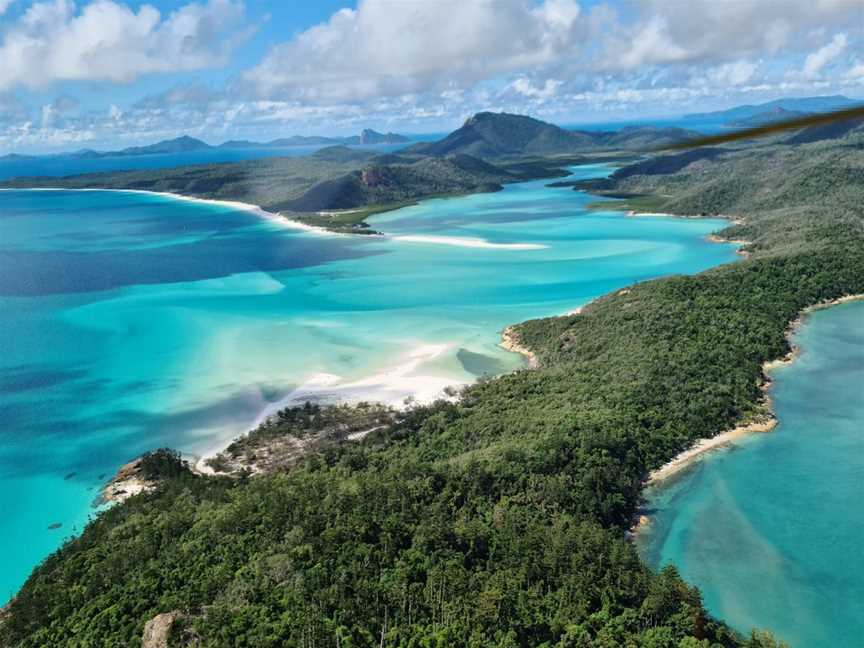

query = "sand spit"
[193, 343, 468, 475]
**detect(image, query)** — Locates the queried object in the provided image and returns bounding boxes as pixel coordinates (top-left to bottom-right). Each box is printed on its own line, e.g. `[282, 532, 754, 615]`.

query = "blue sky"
[0, 0, 861, 152]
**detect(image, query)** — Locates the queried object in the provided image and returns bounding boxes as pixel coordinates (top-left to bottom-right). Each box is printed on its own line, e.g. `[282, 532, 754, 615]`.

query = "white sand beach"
[193, 343, 468, 474]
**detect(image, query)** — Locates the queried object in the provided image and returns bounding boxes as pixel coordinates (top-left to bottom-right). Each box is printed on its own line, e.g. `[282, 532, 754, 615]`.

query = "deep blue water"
[637, 301, 864, 647]
[0, 163, 737, 603]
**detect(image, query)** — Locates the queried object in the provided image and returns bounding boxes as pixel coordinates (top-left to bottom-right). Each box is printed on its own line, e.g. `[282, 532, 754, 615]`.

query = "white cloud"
[847, 61, 864, 79]
[614, 16, 689, 69]
[243, 0, 584, 102]
[511, 77, 563, 100]
[0, 0, 16, 17]
[0, 0, 249, 91]
[706, 61, 759, 87]
[243, 0, 861, 106]
[610, 0, 859, 70]
[802, 33, 849, 79]
[2, 0, 862, 153]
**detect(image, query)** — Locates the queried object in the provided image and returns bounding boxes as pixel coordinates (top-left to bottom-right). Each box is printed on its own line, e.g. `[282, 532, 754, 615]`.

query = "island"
[2, 111, 861, 647]
[0, 113, 692, 233]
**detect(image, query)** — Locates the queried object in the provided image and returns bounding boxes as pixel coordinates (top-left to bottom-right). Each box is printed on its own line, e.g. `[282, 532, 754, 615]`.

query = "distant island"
[685, 93, 859, 122]
[726, 106, 810, 128]
[33, 129, 412, 161]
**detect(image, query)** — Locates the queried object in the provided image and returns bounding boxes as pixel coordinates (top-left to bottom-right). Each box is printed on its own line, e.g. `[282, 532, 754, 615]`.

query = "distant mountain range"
[5, 109, 864, 234]
[407, 112, 698, 157]
[0, 112, 710, 225]
[727, 106, 811, 128]
[57, 129, 411, 160]
[685, 95, 860, 123]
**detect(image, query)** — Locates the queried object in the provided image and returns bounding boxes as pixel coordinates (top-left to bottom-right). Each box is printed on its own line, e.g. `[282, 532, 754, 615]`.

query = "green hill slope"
[284, 155, 512, 212]
[408, 112, 698, 157]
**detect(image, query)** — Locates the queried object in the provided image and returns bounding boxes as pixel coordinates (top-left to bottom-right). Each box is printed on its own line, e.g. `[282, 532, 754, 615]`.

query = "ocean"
[637, 301, 864, 647]
[0, 163, 737, 603]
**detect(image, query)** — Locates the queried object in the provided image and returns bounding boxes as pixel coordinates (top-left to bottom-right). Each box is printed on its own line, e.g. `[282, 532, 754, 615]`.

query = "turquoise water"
[637, 301, 864, 647]
[0, 165, 737, 603]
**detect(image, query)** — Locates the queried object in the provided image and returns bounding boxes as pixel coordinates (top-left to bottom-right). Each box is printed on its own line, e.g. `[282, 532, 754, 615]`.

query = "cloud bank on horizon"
[0, 0, 861, 152]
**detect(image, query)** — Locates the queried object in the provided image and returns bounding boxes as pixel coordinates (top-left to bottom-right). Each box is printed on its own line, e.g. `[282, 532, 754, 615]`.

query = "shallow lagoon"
[637, 301, 864, 647]
[0, 165, 736, 602]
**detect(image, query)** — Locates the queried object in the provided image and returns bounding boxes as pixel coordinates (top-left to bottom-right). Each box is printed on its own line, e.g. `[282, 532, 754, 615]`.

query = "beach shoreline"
[632, 292, 864, 534]
[80, 185, 741, 485]
[191, 343, 469, 475]
[0, 187, 337, 237]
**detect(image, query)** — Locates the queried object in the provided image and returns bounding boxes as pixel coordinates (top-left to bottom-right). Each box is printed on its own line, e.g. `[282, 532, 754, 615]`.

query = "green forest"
[2, 125, 862, 647]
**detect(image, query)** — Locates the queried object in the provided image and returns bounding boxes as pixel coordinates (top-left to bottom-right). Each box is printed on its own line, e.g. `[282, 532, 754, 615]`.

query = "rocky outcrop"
[101, 458, 154, 504]
[142, 611, 181, 648]
[500, 326, 538, 368]
[361, 166, 387, 187]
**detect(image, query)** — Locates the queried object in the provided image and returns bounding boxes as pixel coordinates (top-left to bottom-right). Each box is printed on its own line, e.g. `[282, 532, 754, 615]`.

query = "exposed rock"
[500, 326, 538, 368]
[142, 611, 181, 648]
[205, 402, 398, 476]
[361, 167, 386, 187]
[101, 458, 154, 504]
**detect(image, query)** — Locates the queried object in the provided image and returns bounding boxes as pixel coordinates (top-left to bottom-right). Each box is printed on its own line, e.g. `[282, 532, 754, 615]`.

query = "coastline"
[0, 187, 337, 237]
[634, 292, 864, 532]
[192, 343, 469, 475]
[500, 325, 539, 369]
[93, 182, 738, 485]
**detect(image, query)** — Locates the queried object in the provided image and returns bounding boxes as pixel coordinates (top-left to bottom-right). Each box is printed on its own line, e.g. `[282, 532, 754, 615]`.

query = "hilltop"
[408, 112, 695, 157]
[408, 112, 598, 157]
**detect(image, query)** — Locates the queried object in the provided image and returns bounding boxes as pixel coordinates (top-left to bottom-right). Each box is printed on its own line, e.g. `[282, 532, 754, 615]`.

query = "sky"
[0, 0, 861, 153]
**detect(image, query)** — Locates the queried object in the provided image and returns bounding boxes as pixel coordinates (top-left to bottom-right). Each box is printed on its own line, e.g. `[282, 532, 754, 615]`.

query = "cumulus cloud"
[0, 0, 249, 91]
[242, 0, 861, 107]
[243, 0, 584, 102]
[612, 0, 859, 70]
[847, 61, 864, 79]
[802, 33, 849, 79]
[706, 61, 759, 87]
[511, 77, 564, 100]
[2, 0, 862, 152]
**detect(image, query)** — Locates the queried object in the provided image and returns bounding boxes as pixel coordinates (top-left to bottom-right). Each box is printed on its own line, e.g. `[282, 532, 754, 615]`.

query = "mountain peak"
[414, 112, 592, 158]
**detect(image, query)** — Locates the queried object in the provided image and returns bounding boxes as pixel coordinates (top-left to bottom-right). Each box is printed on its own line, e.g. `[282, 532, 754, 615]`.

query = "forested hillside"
[3, 131, 862, 647]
